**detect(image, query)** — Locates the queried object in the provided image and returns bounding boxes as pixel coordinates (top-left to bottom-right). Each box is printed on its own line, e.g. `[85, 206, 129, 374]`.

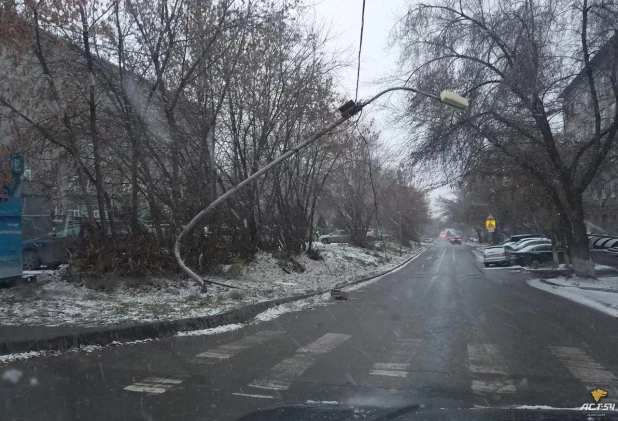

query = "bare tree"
[395, 0, 618, 276]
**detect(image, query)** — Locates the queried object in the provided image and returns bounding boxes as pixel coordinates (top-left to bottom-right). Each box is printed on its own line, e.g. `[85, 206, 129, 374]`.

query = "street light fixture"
[175, 86, 469, 290]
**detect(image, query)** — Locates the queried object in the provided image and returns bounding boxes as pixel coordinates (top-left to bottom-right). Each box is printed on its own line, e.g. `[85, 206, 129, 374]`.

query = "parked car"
[450, 237, 461, 244]
[22, 221, 143, 270]
[511, 243, 561, 266]
[318, 229, 350, 244]
[483, 246, 509, 267]
[504, 238, 551, 264]
[22, 223, 85, 270]
[501, 233, 542, 248]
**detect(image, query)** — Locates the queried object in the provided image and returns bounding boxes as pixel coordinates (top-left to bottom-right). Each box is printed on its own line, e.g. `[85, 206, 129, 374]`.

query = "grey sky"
[312, 0, 451, 213]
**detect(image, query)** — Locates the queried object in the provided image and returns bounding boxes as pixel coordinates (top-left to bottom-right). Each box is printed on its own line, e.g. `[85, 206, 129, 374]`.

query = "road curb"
[0, 248, 426, 356]
[538, 277, 618, 293]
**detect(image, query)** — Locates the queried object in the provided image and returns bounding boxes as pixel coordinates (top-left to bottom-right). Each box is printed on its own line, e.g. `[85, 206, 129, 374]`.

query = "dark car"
[450, 236, 461, 244]
[22, 223, 86, 270]
[512, 243, 561, 266]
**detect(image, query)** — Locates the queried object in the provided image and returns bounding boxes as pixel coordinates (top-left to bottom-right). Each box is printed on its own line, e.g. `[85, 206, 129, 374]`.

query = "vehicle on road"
[22, 223, 85, 270]
[482, 246, 510, 267]
[511, 243, 561, 266]
[318, 229, 350, 244]
[449, 236, 461, 244]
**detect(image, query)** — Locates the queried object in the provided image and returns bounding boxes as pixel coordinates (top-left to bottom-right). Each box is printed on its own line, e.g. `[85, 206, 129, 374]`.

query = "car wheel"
[530, 258, 542, 266]
[484, 263, 489, 267]
[47, 263, 61, 270]
[321, 239, 329, 245]
[22, 250, 41, 271]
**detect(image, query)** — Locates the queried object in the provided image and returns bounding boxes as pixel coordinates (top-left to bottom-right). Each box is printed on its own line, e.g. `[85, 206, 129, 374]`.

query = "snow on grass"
[176, 323, 245, 337]
[537, 275, 618, 290]
[528, 278, 618, 318]
[0, 242, 422, 328]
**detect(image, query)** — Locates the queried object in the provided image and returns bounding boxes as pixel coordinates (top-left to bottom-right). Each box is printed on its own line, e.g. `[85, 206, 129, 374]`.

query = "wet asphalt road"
[3, 240, 618, 420]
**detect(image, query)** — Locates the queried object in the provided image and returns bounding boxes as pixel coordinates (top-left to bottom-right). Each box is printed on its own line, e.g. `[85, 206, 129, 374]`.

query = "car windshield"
[2, 1, 618, 419]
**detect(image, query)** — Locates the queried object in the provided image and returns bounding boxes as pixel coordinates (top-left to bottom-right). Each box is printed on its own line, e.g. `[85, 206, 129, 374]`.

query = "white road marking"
[232, 392, 275, 399]
[468, 344, 508, 375]
[124, 384, 168, 394]
[471, 379, 517, 393]
[142, 377, 182, 384]
[551, 346, 618, 397]
[196, 330, 283, 360]
[373, 363, 409, 370]
[369, 369, 408, 377]
[248, 333, 350, 391]
[123, 377, 184, 394]
[369, 340, 419, 379]
[248, 379, 291, 390]
[468, 344, 515, 395]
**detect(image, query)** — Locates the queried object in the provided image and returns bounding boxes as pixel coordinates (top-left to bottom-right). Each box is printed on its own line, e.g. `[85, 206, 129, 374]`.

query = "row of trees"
[0, 0, 428, 275]
[395, 0, 618, 276]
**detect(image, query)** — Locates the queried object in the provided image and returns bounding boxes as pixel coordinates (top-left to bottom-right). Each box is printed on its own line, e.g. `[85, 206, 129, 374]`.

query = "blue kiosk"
[0, 155, 25, 283]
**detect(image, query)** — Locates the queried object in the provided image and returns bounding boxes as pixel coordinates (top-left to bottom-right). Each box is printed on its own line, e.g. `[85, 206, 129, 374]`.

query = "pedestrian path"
[122, 329, 618, 406]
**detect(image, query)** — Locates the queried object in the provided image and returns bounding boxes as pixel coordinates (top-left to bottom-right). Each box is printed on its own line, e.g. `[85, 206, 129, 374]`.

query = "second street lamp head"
[440, 90, 469, 110]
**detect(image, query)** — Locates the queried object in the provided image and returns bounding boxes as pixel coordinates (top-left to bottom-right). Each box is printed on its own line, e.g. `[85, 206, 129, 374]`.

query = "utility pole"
[175, 87, 468, 290]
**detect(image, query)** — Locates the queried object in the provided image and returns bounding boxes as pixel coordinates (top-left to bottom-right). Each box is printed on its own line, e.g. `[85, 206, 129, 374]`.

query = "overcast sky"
[311, 0, 451, 213]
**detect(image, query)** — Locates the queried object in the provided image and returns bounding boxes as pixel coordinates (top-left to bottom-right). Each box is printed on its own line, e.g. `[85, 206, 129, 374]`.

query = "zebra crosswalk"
[123, 329, 618, 404]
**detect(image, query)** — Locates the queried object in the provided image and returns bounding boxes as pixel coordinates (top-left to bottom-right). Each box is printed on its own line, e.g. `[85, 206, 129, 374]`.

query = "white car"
[483, 246, 510, 267]
[318, 230, 350, 244]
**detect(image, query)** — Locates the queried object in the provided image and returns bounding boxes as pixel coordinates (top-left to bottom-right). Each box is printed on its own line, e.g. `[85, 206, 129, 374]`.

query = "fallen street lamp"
[175, 87, 469, 291]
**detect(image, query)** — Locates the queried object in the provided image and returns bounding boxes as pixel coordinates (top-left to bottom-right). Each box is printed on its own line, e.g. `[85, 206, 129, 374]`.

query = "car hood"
[235, 403, 615, 421]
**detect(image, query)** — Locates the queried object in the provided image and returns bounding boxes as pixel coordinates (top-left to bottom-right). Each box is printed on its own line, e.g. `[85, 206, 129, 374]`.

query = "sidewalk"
[528, 275, 618, 318]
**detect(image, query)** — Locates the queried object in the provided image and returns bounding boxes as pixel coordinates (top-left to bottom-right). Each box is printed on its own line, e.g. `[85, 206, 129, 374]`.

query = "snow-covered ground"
[528, 276, 618, 318]
[0, 243, 422, 327]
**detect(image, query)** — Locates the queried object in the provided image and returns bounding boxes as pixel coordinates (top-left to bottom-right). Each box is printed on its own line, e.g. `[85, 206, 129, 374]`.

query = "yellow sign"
[485, 215, 496, 232]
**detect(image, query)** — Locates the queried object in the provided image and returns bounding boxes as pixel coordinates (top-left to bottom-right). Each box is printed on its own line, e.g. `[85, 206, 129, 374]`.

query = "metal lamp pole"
[175, 87, 468, 290]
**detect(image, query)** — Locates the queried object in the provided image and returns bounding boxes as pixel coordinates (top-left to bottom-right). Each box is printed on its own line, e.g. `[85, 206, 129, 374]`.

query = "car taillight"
[503, 252, 507, 257]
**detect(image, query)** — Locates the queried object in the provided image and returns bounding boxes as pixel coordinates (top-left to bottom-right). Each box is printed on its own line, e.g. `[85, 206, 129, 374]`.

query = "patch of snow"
[254, 293, 331, 322]
[528, 279, 618, 318]
[2, 368, 23, 383]
[176, 323, 245, 337]
[540, 276, 618, 290]
[0, 243, 422, 328]
[0, 350, 50, 364]
[181, 248, 427, 335]
[473, 405, 583, 411]
[595, 264, 617, 271]
[29, 377, 39, 386]
[483, 265, 522, 270]
[306, 400, 340, 405]
[0, 339, 154, 365]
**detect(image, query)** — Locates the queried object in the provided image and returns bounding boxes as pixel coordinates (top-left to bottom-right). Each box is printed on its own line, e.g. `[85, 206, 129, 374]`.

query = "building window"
[67, 209, 80, 220]
[93, 210, 100, 219]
